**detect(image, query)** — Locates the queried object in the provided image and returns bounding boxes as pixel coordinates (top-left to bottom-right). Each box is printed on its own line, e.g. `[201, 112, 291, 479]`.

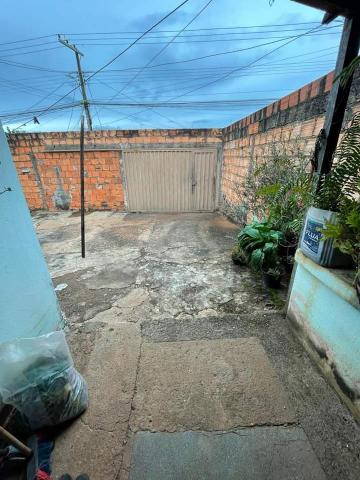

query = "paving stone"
[53, 323, 141, 480]
[131, 338, 296, 431]
[129, 426, 327, 480]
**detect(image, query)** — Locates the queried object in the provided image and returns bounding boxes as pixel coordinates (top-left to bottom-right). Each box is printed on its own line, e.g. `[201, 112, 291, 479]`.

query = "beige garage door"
[122, 149, 217, 212]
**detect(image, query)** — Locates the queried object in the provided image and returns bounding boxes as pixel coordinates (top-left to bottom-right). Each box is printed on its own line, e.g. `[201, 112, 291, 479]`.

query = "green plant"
[316, 112, 360, 212]
[265, 172, 316, 241]
[231, 244, 248, 265]
[335, 56, 360, 87]
[241, 141, 309, 218]
[322, 199, 360, 285]
[240, 141, 315, 245]
[238, 218, 284, 275]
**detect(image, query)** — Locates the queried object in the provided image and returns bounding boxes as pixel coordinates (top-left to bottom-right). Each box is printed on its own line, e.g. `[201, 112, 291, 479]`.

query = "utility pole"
[79, 115, 86, 258]
[58, 35, 92, 130]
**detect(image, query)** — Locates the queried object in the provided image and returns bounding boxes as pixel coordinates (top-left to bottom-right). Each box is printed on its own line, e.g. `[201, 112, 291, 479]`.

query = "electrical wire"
[87, 82, 103, 129]
[167, 23, 328, 102]
[0, 34, 56, 47]
[97, 24, 334, 128]
[67, 90, 77, 131]
[10, 0, 191, 131]
[114, 0, 214, 97]
[94, 78, 186, 128]
[0, 46, 63, 59]
[75, 30, 341, 46]
[106, 27, 339, 71]
[98, 0, 215, 127]
[62, 20, 342, 35]
[0, 58, 68, 73]
[67, 26, 341, 41]
[84, 0, 191, 83]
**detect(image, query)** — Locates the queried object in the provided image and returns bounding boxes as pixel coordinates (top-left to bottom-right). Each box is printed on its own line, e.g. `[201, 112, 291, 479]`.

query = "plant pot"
[300, 207, 353, 268]
[231, 246, 248, 266]
[263, 272, 281, 289]
[232, 257, 247, 266]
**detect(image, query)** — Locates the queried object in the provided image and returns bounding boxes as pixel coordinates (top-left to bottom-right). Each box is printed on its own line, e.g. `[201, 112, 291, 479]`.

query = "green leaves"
[237, 218, 283, 273]
[316, 113, 360, 212]
[256, 183, 281, 198]
[321, 200, 360, 276]
[335, 57, 360, 87]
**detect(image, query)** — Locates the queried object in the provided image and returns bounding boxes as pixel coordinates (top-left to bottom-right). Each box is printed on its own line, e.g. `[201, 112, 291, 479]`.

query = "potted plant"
[321, 199, 360, 302]
[300, 112, 360, 267]
[238, 218, 284, 288]
[231, 244, 248, 265]
[262, 266, 282, 289]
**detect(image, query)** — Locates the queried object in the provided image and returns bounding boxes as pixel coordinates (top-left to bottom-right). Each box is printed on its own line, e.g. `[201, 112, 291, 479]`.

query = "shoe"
[76, 475, 90, 480]
[58, 475, 73, 480]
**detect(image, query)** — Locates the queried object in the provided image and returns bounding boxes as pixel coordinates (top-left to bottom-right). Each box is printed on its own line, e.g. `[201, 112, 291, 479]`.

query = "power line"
[85, 0, 191, 82]
[105, 27, 338, 71]
[0, 46, 62, 58]
[0, 58, 67, 73]
[167, 23, 327, 101]
[58, 35, 93, 130]
[10, 0, 191, 131]
[67, 90, 78, 131]
[66, 25, 341, 41]
[74, 31, 341, 46]
[0, 34, 55, 47]
[101, 0, 214, 120]
[79, 44, 338, 76]
[0, 41, 58, 54]
[94, 78, 186, 128]
[61, 20, 342, 35]
[87, 83, 102, 129]
[0, 102, 81, 119]
[92, 22, 330, 124]
[0, 21, 341, 49]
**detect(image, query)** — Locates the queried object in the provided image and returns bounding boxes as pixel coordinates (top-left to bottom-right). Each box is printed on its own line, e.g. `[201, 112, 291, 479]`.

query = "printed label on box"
[303, 219, 323, 254]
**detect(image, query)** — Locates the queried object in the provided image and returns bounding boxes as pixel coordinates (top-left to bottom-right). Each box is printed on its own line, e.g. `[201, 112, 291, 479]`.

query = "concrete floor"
[33, 211, 360, 480]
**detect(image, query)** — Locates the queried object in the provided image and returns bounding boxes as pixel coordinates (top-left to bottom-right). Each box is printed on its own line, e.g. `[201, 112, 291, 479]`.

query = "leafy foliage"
[316, 112, 360, 211]
[237, 218, 284, 275]
[231, 244, 248, 265]
[335, 56, 360, 87]
[267, 172, 316, 241]
[241, 141, 315, 244]
[322, 199, 360, 283]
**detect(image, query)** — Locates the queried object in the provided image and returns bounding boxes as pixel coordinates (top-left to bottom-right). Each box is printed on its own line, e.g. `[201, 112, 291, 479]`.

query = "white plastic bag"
[0, 331, 88, 431]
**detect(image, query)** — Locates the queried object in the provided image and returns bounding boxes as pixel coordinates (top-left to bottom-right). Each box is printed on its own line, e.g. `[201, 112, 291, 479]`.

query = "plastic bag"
[0, 331, 88, 431]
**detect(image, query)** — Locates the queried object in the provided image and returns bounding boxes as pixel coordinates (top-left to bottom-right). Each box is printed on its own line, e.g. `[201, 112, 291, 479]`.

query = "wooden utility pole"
[315, 16, 360, 180]
[79, 115, 85, 258]
[58, 35, 93, 131]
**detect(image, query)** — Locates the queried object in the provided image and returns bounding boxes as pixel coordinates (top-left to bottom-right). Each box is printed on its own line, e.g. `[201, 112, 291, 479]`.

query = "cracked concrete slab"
[53, 323, 141, 480]
[131, 337, 295, 432]
[129, 426, 326, 480]
[36, 212, 285, 328]
[32, 212, 360, 479]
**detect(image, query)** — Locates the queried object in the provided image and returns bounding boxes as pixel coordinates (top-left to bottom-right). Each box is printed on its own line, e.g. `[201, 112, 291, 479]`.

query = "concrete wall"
[0, 123, 62, 343]
[8, 129, 221, 211]
[288, 250, 360, 420]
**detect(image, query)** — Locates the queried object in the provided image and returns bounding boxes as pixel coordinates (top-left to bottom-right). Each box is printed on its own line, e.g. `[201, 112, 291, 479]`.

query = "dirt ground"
[33, 211, 360, 480]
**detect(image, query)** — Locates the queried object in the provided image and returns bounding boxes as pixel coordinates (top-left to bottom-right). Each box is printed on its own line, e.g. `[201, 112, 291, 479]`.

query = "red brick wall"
[8, 129, 221, 210]
[220, 70, 360, 223]
[8, 69, 360, 214]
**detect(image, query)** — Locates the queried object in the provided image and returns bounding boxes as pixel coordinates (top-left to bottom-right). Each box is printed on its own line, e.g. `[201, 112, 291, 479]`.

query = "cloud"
[0, 0, 340, 131]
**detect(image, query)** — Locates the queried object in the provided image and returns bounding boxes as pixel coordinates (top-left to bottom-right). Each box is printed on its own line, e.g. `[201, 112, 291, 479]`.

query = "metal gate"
[122, 148, 218, 212]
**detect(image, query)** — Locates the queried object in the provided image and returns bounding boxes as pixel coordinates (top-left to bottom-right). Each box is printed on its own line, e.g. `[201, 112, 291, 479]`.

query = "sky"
[0, 0, 343, 132]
